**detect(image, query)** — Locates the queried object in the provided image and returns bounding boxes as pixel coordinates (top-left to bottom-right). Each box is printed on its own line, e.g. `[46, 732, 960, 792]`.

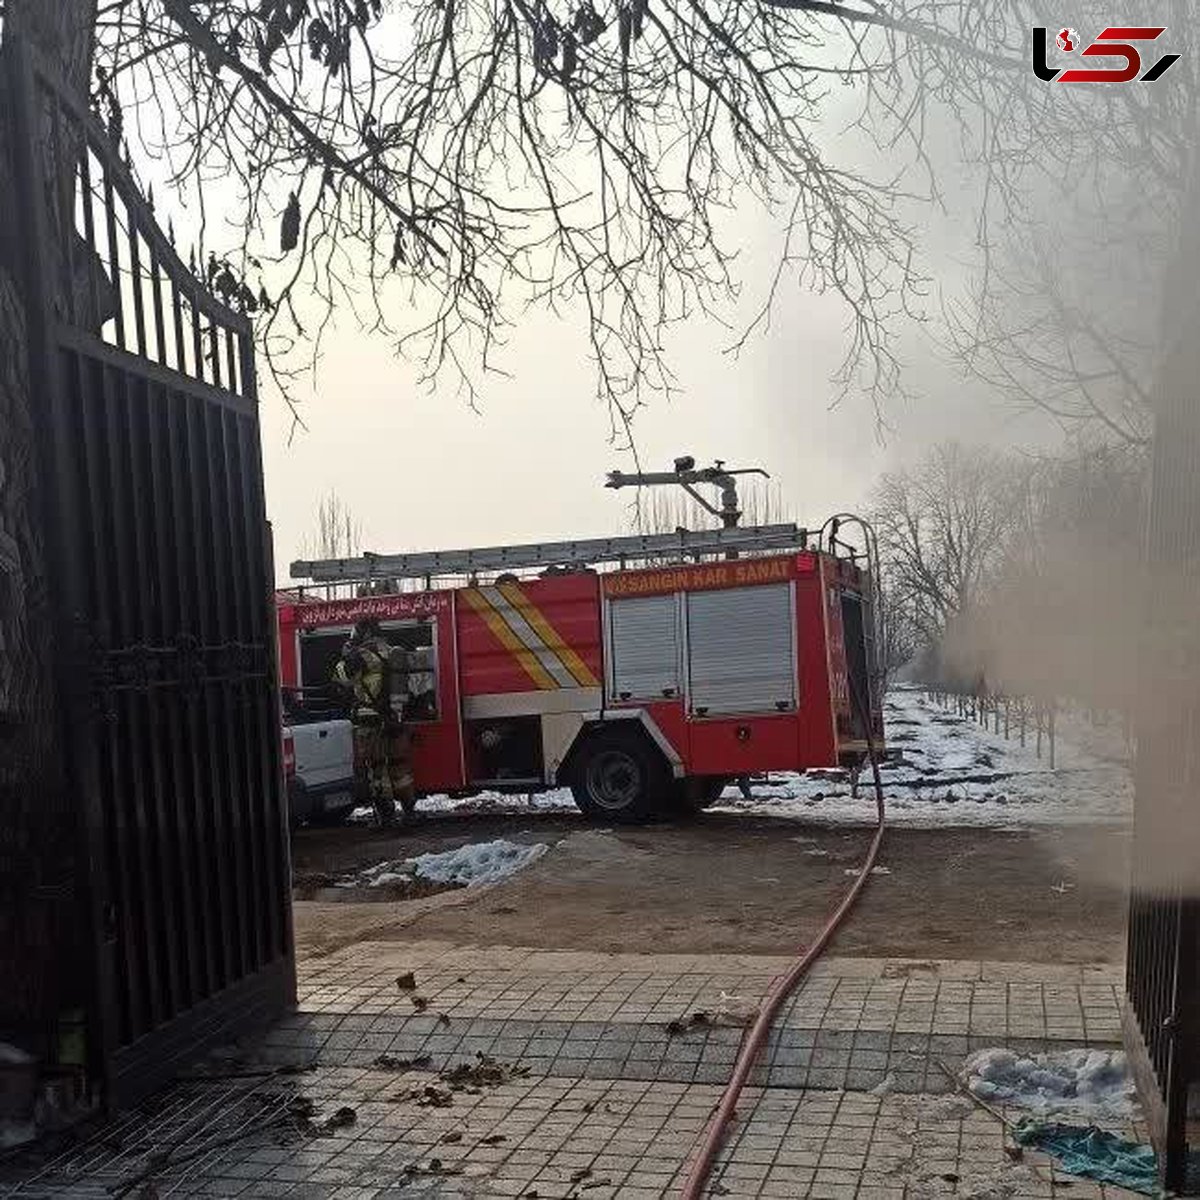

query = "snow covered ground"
[711, 687, 1133, 830]
[350, 687, 1131, 832]
[963, 1047, 1136, 1120]
[353, 839, 549, 890]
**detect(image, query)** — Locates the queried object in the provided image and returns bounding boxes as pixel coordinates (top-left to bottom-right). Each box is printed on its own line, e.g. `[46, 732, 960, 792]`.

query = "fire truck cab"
[279, 523, 884, 822]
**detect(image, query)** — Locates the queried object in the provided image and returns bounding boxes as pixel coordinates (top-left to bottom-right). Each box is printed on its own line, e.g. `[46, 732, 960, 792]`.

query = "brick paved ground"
[0, 945, 1143, 1200]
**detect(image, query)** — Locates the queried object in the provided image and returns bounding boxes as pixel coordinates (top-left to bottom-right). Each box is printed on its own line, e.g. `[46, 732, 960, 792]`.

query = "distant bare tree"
[299, 492, 363, 599]
[633, 480, 791, 536]
[876, 579, 920, 681]
[305, 492, 362, 561]
[946, 215, 1157, 450]
[871, 442, 1028, 651]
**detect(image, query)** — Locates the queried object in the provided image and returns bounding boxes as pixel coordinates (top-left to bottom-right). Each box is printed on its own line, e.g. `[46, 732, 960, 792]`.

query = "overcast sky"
[260, 176, 1054, 579]
[70, 10, 1083, 580]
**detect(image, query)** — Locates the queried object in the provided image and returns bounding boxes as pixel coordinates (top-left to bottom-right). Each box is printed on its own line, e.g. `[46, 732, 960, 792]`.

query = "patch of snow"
[409, 839, 549, 887]
[345, 839, 550, 890]
[963, 1048, 1136, 1120]
[417, 789, 576, 817]
[349, 686, 1129, 833]
[352, 789, 577, 823]
[709, 685, 1132, 831]
[365, 870, 411, 888]
[844, 865, 891, 877]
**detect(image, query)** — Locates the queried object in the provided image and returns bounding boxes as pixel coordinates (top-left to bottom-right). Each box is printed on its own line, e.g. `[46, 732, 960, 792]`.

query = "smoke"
[936, 448, 1146, 710]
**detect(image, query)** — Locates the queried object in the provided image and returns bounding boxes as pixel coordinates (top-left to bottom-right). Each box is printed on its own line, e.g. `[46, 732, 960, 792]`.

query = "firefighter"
[333, 618, 416, 827]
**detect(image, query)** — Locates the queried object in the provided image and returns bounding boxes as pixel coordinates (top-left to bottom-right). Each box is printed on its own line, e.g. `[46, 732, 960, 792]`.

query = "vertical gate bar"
[49, 96, 76, 328]
[187, 395, 235, 987]
[77, 147, 102, 336]
[221, 411, 258, 967]
[6, 36, 118, 1099]
[232, 679, 262, 970]
[95, 362, 146, 1043]
[243, 416, 277, 964]
[127, 218, 148, 358]
[149, 250, 168, 368]
[208, 319, 223, 390]
[146, 383, 202, 1009]
[89, 362, 137, 1046]
[226, 413, 267, 968]
[96, 728, 132, 1048]
[1162, 893, 1192, 1192]
[191, 294, 205, 386]
[222, 411, 253, 651]
[69, 351, 120, 1063]
[170, 392, 219, 996]
[254, 679, 281, 962]
[100, 162, 126, 350]
[225, 328, 238, 396]
[208, 404, 252, 977]
[159, 388, 206, 1001]
[116, 692, 156, 1040]
[113, 376, 168, 1029]
[171, 281, 187, 378]
[1182, 898, 1199, 1181]
[1150, 899, 1167, 1077]
[240, 328, 292, 969]
[130, 379, 185, 1018]
[59, 350, 121, 1083]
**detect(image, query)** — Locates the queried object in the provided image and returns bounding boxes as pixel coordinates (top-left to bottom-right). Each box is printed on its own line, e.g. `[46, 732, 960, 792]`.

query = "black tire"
[569, 726, 672, 823]
[672, 775, 728, 815]
[287, 779, 313, 829]
[309, 802, 356, 827]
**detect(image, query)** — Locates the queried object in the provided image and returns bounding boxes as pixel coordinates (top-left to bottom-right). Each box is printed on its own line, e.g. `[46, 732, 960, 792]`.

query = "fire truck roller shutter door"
[686, 583, 796, 715]
[607, 593, 680, 701]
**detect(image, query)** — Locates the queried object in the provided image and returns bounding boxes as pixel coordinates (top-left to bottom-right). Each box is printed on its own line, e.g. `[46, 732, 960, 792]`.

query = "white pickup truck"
[281, 689, 358, 827]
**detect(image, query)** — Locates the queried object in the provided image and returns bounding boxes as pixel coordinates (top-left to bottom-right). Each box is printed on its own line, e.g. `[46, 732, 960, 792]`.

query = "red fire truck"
[279, 521, 884, 822]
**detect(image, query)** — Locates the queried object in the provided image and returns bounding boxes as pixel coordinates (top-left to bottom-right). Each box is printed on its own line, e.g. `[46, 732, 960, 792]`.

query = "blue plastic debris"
[1013, 1120, 1159, 1195]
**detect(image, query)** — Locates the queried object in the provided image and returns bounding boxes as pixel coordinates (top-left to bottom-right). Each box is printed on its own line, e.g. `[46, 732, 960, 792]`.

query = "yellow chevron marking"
[462, 588, 558, 690]
[496, 581, 601, 688]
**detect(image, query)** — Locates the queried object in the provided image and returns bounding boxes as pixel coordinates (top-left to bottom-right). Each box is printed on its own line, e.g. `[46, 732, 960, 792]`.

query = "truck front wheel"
[569, 726, 672, 823]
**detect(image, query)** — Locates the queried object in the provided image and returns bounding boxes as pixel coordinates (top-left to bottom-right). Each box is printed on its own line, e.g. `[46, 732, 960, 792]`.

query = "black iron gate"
[5, 38, 294, 1106]
[1123, 383, 1200, 1193]
[1122, 167, 1200, 1193]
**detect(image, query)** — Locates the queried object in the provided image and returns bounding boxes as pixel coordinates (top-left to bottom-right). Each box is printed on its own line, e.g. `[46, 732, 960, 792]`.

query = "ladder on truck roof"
[290, 522, 811, 585]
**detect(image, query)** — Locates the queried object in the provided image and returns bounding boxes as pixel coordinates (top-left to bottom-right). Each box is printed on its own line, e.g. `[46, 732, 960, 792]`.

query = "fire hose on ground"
[678, 699, 887, 1200]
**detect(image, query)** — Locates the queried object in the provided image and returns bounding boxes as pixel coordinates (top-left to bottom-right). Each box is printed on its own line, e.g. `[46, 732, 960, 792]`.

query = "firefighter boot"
[371, 757, 398, 827]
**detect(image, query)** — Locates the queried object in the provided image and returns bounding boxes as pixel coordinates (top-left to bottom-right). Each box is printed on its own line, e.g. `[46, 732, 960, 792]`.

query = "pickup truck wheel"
[309, 803, 356, 827]
[569, 727, 671, 824]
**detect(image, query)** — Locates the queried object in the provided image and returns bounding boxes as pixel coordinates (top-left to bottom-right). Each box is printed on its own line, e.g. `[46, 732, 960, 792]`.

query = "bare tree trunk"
[0, 0, 98, 1057]
[4, 0, 99, 92]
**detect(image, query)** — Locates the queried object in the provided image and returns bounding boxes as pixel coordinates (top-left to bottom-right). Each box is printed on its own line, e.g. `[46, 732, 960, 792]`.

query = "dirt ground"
[289, 811, 1129, 964]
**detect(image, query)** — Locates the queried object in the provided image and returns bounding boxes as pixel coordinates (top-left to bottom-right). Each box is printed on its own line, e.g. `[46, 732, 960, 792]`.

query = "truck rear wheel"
[672, 775, 728, 815]
[569, 726, 671, 823]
